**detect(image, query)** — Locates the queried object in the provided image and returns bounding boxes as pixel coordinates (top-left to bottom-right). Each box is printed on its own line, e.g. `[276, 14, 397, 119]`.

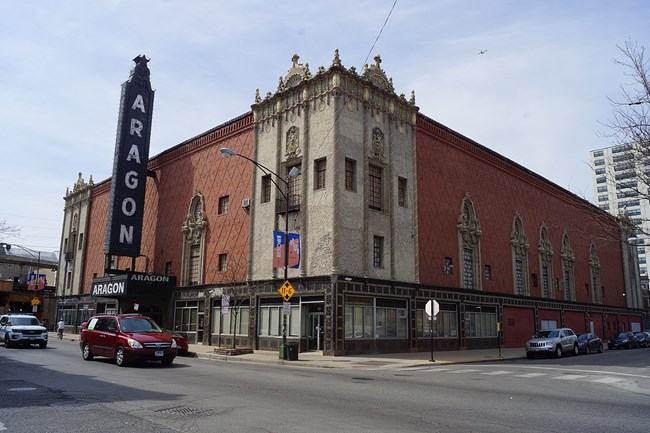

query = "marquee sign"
[91, 272, 176, 297]
[105, 55, 155, 257]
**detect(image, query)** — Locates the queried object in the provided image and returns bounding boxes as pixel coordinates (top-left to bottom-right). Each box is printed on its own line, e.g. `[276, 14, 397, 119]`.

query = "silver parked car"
[525, 328, 578, 359]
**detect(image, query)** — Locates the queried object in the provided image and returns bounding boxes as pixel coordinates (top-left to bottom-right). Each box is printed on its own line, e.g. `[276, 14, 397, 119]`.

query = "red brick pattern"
[416, 116, 626, 307]
[81, 115, 254, 293]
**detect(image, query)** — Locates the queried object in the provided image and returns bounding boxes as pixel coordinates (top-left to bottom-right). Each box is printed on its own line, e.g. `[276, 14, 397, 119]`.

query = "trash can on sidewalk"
[286, 342, 299, 361]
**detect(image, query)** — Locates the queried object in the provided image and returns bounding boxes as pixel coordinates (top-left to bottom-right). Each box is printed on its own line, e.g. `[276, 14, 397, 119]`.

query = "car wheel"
[598, 343, 604, 353]
[573, 344, 579, 356]
[82, 343, 94, 361]
[555, 345, 563, 358]
[4, 335, 13, 348]
[38, 341, 47, 349]
[161, 357, 174, 366]
[584, 345, 590, 355]
[115, 346, 127, 367]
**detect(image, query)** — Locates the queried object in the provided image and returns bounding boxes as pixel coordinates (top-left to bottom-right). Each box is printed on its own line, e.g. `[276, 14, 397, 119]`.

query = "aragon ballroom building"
[55, 51, 646, 355]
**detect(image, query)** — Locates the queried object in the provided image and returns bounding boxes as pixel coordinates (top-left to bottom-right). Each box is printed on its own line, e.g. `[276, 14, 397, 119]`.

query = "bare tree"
[217, 253, 258, 350]
[0, 220, 20, 239]
[598, 40, 650, 237]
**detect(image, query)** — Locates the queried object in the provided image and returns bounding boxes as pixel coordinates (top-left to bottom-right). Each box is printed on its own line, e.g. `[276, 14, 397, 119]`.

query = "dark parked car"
[607, 331, 639, 350]
[80, 314, 178, 366]
[577, 332, 603, 354]
[634, 331, 650, 348]
[164, 330, 189, 355]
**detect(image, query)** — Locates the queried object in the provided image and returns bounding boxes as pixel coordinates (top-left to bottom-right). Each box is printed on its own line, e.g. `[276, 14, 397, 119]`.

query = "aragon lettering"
[130, 274, 170, 283]
[92, 282, 126, 296]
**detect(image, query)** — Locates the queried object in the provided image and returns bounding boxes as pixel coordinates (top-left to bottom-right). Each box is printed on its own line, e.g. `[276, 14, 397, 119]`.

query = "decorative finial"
[410, 90, 416, 105]
[332, 49, 342, 67]
[255, 88, 261, 103]
[374, 55, 382, 67]
[277, 76, 284, 91]
[292, 54, 300, 66]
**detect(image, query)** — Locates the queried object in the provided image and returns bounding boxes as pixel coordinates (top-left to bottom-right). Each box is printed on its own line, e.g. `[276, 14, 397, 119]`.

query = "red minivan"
[80, 314, 177, 366]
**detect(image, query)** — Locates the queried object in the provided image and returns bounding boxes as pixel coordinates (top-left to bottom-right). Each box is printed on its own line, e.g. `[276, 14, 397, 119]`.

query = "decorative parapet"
[252, 49, 419, 126]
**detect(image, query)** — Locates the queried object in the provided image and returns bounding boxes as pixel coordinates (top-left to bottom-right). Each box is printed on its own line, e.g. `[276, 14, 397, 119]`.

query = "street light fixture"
[219, 147, 299, 359]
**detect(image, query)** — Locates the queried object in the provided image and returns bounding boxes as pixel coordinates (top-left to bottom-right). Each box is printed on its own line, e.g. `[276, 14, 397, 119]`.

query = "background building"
[56, 52, 645, 355]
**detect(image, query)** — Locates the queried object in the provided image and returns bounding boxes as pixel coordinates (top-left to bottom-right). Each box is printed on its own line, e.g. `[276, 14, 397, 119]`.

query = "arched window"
[538, 224, 554, 299]
[457, 194, 482, 290]
[511, 215, 529, 296]
[561, 232, 575, 301]
[589, 243, 601, 304]
[181, 191, 207, 286]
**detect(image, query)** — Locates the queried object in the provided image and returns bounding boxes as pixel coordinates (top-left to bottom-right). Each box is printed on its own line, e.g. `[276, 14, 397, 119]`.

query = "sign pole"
[429, 316, 434, 362]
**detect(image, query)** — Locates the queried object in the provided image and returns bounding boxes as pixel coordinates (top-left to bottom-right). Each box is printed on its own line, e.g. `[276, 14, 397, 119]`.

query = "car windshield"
[118, 317, 162, 333]
[577, 334, 589, 341]
[11, 317, 41, 326]
[534, 330, 559, 338]
[634, 332, 645, 337]
[616, 332, 628, 338]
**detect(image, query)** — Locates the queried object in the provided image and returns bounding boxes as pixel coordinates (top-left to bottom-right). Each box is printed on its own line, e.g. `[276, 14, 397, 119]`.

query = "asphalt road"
[0, 339, 648, 433]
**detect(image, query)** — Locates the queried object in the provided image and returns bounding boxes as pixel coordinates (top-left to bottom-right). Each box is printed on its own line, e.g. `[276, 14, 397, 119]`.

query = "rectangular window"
[416, 308, 458, 338]
[66, 271, 72, 289]
[314, 158, 326, 190]
[218, 253, 227, 272]
[345, 303, 407, 339]
[373, 236, 384, 268]
[467, 311, 497, 337]
[218, 195, 229, 215]
[262, 175, 271, 203]
[564, 269, 571, 300]
[78, 233, 84, 250]
[258, 305, 299, 337]
[515, 259, 523, 295]
[165, 261, 172, 276]
[597, 186, 607, 192]
[542, 265, 550, 298]
[484, 265, 491, 281]
[463, 247, 474, 289]
[369, 164, 383, 210]
[593, 159, 605, 166]
[345, 159, 356, 191]
[595, 168, 606, 175]
[287, 165, 301, 210]
[212, 306, 249, 336]
[596, 177, 606, 184]
[189, 245, 200, 285]
[397, 177, 407, 207]
[592, 150, 604, 157]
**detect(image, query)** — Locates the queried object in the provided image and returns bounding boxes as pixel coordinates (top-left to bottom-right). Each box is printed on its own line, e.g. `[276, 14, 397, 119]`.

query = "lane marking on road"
[401, 367, 452, 372]
[552, 374, 587, 380]
[447, 369, 481, 374]
[479, 371, 513, 376]
[0, 421, 6, 431]
[514, 373, 547, 378]
[478, 364, 650, 379]
[591, 377, 625, 384]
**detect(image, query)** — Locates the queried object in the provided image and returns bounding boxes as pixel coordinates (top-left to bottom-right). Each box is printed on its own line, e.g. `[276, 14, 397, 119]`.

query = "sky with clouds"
[0, 0, 648, 253]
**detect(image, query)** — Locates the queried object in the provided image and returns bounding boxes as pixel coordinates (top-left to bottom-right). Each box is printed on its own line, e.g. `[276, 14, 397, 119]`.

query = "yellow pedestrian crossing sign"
[278, 281, 295, 302]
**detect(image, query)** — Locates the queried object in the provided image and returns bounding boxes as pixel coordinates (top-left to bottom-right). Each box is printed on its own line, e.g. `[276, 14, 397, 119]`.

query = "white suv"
[525, 328, 578, 359]
[0, 314, 48, 348]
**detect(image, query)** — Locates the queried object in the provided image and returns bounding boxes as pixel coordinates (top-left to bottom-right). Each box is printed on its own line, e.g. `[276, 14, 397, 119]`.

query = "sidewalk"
[187, 343, 526, 369]
[63, 333, 525, 369]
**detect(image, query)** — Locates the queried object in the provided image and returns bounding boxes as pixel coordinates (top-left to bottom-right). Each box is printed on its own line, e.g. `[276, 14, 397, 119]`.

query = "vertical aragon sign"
[105, 55, 155, 257]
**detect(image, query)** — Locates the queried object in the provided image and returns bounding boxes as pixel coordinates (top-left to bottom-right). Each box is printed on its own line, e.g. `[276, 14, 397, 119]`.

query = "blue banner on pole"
[273, 231, 300, 269]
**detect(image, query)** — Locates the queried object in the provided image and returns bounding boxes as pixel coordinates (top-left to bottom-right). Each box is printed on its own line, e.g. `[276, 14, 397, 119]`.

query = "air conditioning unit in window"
[241, 198, 251, 208]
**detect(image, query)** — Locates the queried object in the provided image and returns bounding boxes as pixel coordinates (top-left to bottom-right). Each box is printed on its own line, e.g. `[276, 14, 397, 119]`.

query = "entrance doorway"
[308, 312, 324, 351]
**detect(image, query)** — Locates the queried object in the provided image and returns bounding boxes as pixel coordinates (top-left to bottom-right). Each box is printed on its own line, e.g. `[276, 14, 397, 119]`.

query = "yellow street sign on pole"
[277, 280, 295, 302]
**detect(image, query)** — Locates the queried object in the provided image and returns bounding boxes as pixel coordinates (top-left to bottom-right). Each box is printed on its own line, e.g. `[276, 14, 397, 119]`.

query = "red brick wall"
[81, 115, 254, 293]
[564, 311, 586, 334]
[416, 116, 626, 307]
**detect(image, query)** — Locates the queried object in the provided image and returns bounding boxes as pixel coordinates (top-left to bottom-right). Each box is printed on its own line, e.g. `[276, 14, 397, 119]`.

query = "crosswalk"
[394, 365, 629, 385]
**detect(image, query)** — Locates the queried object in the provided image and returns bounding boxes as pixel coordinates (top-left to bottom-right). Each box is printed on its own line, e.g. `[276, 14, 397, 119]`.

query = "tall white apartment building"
[590, 143, 649, 277]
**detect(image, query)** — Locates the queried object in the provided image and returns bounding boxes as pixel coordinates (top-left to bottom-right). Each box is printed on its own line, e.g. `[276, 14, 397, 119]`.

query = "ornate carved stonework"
[561, 233, 575, 267]
[182, 191, 207, 244]
[362, 55, 394, 93]
[279, 54, 312, 91]
[286, 126, 300, 159]
[458, 194, 482, 245]
[510, 215, 529, 257]
[538, 225, 554, 263]
[371, 128, 385, 161]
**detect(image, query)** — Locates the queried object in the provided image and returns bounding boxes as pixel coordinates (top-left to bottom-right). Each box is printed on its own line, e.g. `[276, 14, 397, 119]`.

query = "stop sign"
[425, 300, 440, 317]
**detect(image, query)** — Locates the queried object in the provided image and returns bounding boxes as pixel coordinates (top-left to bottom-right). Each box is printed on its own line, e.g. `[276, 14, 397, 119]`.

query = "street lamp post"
[219, 147, 299, 359]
